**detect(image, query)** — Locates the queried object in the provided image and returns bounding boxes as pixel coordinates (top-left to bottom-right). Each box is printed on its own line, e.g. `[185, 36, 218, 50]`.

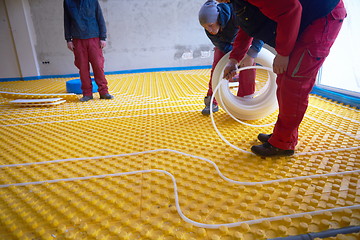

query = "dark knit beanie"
[199, 0, 219, 26]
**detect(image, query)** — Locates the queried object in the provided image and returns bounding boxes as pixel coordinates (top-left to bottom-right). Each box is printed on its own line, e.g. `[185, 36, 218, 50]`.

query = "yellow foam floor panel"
[0, 70, 359, 240]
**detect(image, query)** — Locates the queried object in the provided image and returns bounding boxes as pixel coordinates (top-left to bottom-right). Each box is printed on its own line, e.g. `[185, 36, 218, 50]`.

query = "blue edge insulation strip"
[311, 86, 359, 109]
[1, 65, 359, 109]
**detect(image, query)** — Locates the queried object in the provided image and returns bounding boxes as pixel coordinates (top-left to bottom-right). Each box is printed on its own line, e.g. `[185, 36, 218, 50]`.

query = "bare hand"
[67, 41, 74, 52]
[100, 40, 107, 49]
[223, 59, 238, 80]
[273, 54, 289, 74]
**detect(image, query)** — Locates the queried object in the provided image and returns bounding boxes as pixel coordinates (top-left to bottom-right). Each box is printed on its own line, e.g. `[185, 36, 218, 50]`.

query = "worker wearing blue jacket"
[64, 0, 114, 102]
[199, 0, 264, 115]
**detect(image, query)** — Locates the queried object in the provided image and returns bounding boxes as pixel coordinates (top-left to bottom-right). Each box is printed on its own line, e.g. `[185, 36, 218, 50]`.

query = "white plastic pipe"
[211, 48, 278, 120]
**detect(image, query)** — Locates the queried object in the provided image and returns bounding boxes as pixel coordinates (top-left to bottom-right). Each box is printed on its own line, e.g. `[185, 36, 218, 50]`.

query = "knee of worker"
[89, 53, 105, 67]
[277, 75, 315, 99]
[278, 95, 309, 121]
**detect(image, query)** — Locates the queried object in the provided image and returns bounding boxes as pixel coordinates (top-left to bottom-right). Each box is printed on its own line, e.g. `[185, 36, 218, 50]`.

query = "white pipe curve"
[211, 48, 278, 120]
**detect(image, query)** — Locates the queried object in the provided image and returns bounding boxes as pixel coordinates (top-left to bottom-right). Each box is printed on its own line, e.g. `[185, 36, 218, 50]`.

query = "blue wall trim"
[311, 86, 360, 109]
[0, 65, 212, 82]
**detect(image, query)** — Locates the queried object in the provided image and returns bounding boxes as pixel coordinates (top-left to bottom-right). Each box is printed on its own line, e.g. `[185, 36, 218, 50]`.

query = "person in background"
[64, 0, 114, 102]
[218, 0, 346, 156]
[198, 0, 264, 115]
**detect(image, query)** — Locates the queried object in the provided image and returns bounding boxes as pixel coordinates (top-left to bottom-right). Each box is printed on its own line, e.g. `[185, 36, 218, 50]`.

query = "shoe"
[251, 142, 294, 157]
[202, 96, 219, 115]
[202, 104, 219, 115]
[80, 95, 93, 102]
[257, 133, 272, 143]
[100, 93, 114, 100]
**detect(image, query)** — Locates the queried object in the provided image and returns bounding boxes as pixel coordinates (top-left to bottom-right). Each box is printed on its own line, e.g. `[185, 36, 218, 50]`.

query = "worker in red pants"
[198, 0, 264, 115]
[218, 0, 347, 156]
[64, 0, 114, 102]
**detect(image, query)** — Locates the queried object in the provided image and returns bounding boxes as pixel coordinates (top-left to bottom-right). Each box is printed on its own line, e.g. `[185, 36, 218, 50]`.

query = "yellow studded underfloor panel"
[0, 70, 359, 240]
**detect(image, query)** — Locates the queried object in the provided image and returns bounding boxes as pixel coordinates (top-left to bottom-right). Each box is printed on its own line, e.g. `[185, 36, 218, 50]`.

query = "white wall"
[0, 0, 21, 78]
[20, 0, 213, 77]
[6, 0, 40, 78]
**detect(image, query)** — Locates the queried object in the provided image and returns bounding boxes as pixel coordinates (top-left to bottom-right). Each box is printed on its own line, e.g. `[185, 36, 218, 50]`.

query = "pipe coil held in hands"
[211, 48, 278, 120]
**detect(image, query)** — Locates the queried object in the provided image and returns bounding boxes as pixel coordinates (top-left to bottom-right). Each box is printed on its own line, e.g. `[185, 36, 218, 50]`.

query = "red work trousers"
[268, 0, 346, 150]
[207, 47, 256, 104]
[73, 38, 109, 96]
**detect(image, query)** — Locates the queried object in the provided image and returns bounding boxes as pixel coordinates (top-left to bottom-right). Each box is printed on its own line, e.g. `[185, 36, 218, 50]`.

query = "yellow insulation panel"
[0, 69, 359, 240]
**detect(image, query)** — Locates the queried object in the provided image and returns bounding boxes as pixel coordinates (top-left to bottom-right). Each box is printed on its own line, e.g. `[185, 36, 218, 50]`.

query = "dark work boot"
[251, 142, 294, 157]
[257, 133, 272, 143]
[100, 93, 114, 100]
[80, 95, 93, 102]
[202, 96, 219, 115]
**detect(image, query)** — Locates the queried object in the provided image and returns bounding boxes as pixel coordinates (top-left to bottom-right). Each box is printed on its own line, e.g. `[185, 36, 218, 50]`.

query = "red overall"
[230, 0, 346, 150]
[269, 0, 346, 150]
[207, 47, 256, 104]
[73, 38, 109, 96]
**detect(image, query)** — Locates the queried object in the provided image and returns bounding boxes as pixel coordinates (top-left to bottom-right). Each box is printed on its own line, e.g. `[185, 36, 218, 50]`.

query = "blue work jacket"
[64, 0, 107, 41]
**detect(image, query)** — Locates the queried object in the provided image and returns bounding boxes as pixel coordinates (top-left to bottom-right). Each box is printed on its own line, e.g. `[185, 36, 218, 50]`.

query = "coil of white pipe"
[211, 48, 278, 120]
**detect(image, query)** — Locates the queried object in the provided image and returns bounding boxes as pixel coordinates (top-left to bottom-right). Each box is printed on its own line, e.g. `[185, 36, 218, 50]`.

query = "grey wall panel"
[29, 0, 214, 76]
